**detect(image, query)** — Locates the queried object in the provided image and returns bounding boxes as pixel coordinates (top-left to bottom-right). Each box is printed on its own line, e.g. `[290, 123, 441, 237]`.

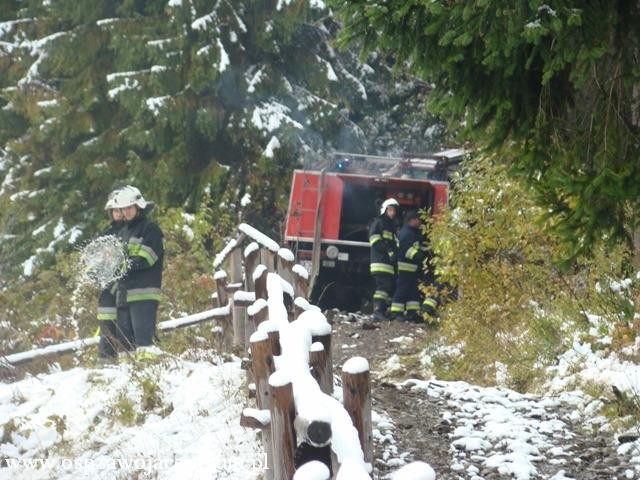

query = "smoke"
[77, 235, 130, 289]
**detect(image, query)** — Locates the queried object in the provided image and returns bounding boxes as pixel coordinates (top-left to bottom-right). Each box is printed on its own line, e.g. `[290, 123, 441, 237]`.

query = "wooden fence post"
[214, 271, 233, 346]
[214, 270, 228, 306]
[277, 248, 295, 286]
[244, 243, 260, 291]
[342, 357, 373, 469]
[229, 248, 245, 350]
[250, 330, 275, 480]
[268, 328, 281, 356]
[211, 291, 219, 308]
[309, 342, 331, 395]
[234, 291, 257, 353]
[311, 331, 333, 395]
[248, 298, 268, 328]
[262, 248, 277, 272]
[244, 243, 261, 350]
[292, 264, 309, 299]
[254, 265, 268, 300]
[269, 371, 296, 480]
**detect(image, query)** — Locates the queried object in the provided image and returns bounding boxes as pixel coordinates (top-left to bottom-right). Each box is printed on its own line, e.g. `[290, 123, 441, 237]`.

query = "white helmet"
[104, 188, 120, 210]
[380, 197, 399, 215]
[112, 185, 149, 209]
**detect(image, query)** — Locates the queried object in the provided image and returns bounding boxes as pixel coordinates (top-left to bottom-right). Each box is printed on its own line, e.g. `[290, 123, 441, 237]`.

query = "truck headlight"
[326, 245, 339, 260]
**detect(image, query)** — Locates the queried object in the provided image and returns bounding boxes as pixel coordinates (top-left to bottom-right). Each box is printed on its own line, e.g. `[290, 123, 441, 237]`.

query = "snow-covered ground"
[3, 331, 640, 479]
[397, 336, 640, 479]
[0, 353, 264, 479]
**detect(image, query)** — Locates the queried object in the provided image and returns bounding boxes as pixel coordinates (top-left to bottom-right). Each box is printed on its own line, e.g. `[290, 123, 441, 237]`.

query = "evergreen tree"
[331, 0, 640, 258]
[0, 0, 446, 279]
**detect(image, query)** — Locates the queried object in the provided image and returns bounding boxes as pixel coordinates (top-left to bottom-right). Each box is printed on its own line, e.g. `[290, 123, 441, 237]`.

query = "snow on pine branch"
[215, 38, 229, 72]
[19, 31, 69, 86]
[146, 95, 171, 116]
[251, 101, 303, 133]
[263, 136, 281, 158]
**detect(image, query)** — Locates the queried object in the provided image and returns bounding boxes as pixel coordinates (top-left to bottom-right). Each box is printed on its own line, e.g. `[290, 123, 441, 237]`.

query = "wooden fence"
[210, 224, 373, 479]
[2, 222, 434, 480]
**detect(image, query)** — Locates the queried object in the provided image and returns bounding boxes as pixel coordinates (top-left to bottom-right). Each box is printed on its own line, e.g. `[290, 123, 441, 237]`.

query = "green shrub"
[427, 155, 637, 391]
[112, 391, 137, 426]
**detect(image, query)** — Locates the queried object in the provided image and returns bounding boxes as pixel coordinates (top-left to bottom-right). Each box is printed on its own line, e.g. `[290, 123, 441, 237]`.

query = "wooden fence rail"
[3, 305, 231, 366]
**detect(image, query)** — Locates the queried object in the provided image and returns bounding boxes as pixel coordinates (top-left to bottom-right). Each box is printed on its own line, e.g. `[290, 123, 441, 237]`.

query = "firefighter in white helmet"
[368, 197, 399, 321]
[96, 188, 124, 363]
[111, 185, 164, 360]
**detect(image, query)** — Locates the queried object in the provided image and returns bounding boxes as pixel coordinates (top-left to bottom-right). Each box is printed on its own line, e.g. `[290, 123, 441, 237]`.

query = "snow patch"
[251, 101, 303, 134]
[293, 264, 310, 279]
[0, 359, 264, 478]
[216, 39, 229, 72]
[277, 248, 294, 262]
[263, 136, 281, 158]
[145, 96, 170, 116]
[241, 193, 252, 207]
[391, 461, 436, 480]
[342, 357, 369, 375]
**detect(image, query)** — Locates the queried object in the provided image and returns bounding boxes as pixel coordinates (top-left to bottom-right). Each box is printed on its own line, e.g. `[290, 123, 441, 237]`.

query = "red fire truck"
[284, 150, 463, 311]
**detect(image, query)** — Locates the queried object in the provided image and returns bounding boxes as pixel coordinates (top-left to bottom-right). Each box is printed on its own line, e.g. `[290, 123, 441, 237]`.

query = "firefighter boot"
[421, 297, 438, 318]
[373, 300, 389, 322]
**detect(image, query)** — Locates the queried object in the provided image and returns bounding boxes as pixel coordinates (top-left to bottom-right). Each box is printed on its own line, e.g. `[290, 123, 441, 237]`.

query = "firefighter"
[369, 197, 399, 321]
[96, 189, 124, 364]
[112, 186, 164, 360]
[390, 210, 426, 322]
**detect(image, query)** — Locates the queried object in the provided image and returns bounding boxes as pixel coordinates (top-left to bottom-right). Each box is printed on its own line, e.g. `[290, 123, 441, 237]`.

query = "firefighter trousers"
[117, 300, 159, 351]
[391, 271, 421, 315]
[372, 272, 396, 311]
[98, 320, 118, 359]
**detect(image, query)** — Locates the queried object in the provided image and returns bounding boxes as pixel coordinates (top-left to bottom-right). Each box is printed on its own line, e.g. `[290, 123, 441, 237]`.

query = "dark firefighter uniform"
[390, 221, 425, 320]
[97, 220, 123, 360]
[116, 208, 164, 351]
[391, 212, 439, 321]
[369, 212, 398, 318]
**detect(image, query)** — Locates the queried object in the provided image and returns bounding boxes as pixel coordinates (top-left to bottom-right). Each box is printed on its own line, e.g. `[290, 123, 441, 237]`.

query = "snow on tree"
[0, 0, 445, 280]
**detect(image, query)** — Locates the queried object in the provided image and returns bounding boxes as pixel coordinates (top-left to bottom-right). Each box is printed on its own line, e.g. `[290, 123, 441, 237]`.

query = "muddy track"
[328, 311, 639, 480]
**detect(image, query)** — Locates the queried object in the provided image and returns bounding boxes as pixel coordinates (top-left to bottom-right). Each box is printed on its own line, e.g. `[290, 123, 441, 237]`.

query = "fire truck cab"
[285, 150, 463, 311]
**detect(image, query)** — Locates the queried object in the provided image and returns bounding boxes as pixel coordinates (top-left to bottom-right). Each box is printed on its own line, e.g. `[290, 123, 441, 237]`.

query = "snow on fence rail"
[3, 223, 426, 479]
